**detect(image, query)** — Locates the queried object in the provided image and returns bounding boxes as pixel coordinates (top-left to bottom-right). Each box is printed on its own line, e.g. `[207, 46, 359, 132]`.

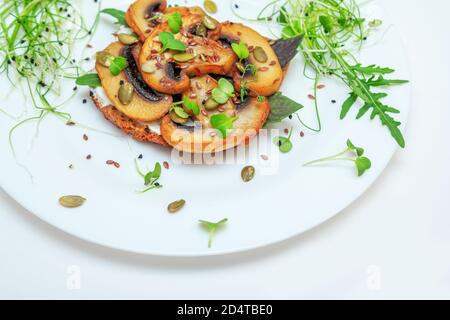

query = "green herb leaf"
[366, 76, 409, 87]
[101, 8, 128, 27]
[346, 139, 364, 157]
[265, 92, 304, 126]
[274, 137, 293, 153]
[167, 12, 182, 33]
[199, 218, 228, 248]
[210, 114, 238, 138]
[109, 56, 128, 76]
[218, 78, 235, 96]
[183, 97, 200, 115]
[159, 32, 186, 53]
[355, 157, 372, 176]
[231, 41, 249, 61]
[172, 106, 190, 119]
[352, 64, 395, 75]
[144, 162, 162, 186]
[212, 78, 235, 104]
[75, 73, 101, 88]
[340, 93, 358, 119]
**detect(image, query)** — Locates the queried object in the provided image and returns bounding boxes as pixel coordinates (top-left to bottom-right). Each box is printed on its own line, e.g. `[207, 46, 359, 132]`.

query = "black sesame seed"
[82, 99, 87, 104]
[289, 115, 293, 120]
[73, 86, 78, 91]
[138, 154, 143, 159]
[331, 99, 336, 104]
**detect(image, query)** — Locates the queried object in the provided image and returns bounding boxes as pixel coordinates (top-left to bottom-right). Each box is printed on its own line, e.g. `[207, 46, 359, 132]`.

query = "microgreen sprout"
[167, 12, 182, 33]
[274, 127, 294, 153]
[101, 8, 128, 27]
[210, 114, 238, 138]
[199, 218, 228, 248]
[75, 73, 101, 88]
[159, 32, 186, 54]
[134, 159, 163, 193]
[303, 139, 372, 176]
[212, 78, 235, 104]
[109, 56, 128, 76]
[231, 41, 249, 61]
[183, 97, 200, 115]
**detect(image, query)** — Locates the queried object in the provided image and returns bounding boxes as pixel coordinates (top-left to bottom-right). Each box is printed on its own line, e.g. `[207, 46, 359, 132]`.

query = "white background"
[1, 0, 449, 299]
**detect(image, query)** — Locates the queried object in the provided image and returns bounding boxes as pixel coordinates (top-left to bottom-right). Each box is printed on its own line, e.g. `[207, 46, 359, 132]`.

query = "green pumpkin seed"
[96, 51, 113, 67]
[204, 0, 217, 14]
[253, 46, 268, 63]
[202, 15, 216, 30]
[235, 61, 245, 73]
[170, 109, 188, 124]
[141, 61, 156, 74]
[59, 195, 86, 208]
[173, 53, 196, 63]
[195, 23, 207, 37]
[118, 82, 134, 105]
[241, 166, 255, 182]
[204, 97, 219, 111]
[168, 199, 186, 213]
[118, 33, 139, 45]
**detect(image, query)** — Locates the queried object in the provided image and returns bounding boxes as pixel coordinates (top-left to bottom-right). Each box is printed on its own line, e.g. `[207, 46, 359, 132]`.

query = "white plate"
[0, 0, 410, 256]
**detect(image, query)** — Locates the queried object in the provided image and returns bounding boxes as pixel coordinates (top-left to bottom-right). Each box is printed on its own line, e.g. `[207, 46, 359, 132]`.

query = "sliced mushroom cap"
[220, 22, 283, 97]
[126, 0, 168, 41]
[96, 42, 172, 122]
[160, 97, 269, 153]
[139, 26, 236, 94]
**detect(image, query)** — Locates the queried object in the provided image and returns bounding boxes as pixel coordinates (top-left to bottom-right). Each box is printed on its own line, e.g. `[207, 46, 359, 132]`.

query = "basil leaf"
[210, 114, 238, 137]
[265, 92, 304, 126]
[355, 157, 372, 176]
[75, 73, 101, 88]
[109, 56, 128, 76]
[167, 12, 182, 33]
[101, 8, 128, 27]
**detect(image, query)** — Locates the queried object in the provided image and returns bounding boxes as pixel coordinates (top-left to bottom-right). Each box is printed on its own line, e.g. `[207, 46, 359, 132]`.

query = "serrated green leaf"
[101, 8, 128, 27]
[352, 64, 394, 75]
[340, 93, 358, 119]
[265, 93, 304, 126]
[75, 73, 101, 88]
[367, 76, 409, 87]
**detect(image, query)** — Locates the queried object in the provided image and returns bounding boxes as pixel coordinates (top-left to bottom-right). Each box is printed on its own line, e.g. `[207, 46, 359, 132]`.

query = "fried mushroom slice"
[160, 97, 270, 153]
[220, 22, 283, 97]
[139, 27, 236, 95]
[125, 0, 167, 41]
[96, 42, 172, 122]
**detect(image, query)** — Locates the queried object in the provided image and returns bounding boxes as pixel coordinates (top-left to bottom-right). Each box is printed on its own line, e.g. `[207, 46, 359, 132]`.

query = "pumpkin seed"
[204, 97, 219, 111]
[141, 61, 156, 74]
[59, 195, 86, 208]
[204, 0, 217, 14]
[173, 53, 196, 63]
[168, 199, 186, 213]
[241, 166, 255, 182]
[235, 61, 245, 73]
[96, 51, 113, 67]
[203, 15, 216, 30]
[118, 82, 134, 105]
[195, 23, 207, 37]
[170, 110, 188, 124]
[117, 33, 139, 45]
[253, 46, 268, 63]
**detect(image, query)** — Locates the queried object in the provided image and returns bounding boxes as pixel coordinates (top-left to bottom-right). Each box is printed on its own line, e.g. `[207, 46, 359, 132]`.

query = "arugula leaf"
[109, 56, 128, 76]
[199, 218, 228, 248]
[265, 92, 304, 126]
[304, 139, 372, 177]
[167, 12, 182, 33]
[231, 41, 249, 61]
[183, 97, 200, 115]
[355, 157, 372, 176]
[210, 114, 238, 138]
[366, 76, 409, 87]
[212, 78, 235, 104]
[159, 32, 186, 53]
[352, 64, 395, 75]
[101, 8, 128, 27]
[75, 73, 101, 88]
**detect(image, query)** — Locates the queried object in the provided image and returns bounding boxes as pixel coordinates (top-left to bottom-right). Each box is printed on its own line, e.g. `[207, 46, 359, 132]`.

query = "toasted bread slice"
[91, 93, 168, 146]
